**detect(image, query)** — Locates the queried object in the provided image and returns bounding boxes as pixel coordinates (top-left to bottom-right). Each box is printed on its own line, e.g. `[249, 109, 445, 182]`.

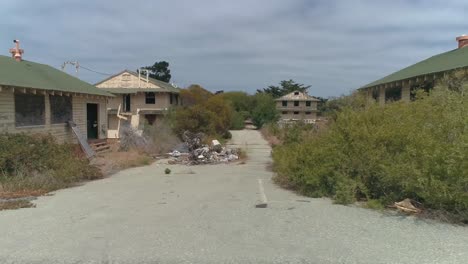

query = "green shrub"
[0, 133, 102, 192]
[165, 168, 171, 174]
[273, 82, 468, 222]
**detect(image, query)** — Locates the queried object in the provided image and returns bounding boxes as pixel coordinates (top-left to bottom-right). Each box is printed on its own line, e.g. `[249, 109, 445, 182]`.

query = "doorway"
[87, 103, 99, 139]
[123, 94, 131, 112]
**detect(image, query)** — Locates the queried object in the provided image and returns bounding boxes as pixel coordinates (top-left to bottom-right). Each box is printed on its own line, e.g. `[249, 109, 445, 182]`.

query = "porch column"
[401, 82, 411, 102]
[379, 86, 386, 105]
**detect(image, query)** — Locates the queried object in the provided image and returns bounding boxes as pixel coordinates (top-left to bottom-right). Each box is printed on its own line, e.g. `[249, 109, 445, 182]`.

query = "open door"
[87, 103, 99, 139]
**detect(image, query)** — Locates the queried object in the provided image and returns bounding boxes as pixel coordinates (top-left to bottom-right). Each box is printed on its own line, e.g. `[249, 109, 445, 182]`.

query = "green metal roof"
[361, 47, 468, 89]
[95, 70, 180, 93]
[100, 88, 167, 94]
[0, 55, 112, 96]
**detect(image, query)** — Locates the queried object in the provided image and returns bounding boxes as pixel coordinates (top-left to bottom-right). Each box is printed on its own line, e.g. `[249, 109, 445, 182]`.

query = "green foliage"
[251, 93, 279, 129]
[230, 111, 245, 130]
[273, 83, 468, 221]
[321, 91, 367, 119]
[140, 61, 171, 82]
[180, 85, 213, 107]
[0, 133, 102, 192]
[172, 87, 235, 138]
[257, 79, 311, 98]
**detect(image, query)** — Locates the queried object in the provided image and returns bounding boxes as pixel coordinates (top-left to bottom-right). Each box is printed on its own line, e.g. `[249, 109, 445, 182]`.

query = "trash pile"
[168, 131, 240, 165]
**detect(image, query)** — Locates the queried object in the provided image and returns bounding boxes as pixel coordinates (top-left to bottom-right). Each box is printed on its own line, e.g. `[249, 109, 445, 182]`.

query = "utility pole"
[61, 61, 80, 76]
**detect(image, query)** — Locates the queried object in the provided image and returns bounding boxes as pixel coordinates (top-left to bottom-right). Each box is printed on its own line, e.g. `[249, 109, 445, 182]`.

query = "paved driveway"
[0, 130, 467, 264]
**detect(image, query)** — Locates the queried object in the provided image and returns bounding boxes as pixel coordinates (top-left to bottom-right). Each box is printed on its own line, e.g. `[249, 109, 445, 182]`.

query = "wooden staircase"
[89, 140, 111, 155]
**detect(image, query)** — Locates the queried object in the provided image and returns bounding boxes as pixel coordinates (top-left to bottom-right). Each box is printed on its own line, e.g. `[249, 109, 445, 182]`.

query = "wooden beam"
[31, 89, 36, 94]
[22, 88, 26, 93]
[50, 91, 55, 95]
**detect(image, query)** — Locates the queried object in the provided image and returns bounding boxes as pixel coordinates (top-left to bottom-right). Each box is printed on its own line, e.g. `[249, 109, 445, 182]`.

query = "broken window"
[282, 111, 288, 115]
[306, 101, 311, 107]
[372, 87, 379, 101]
[294, 92, 299, 95]
[305, 111, 311, 115]
[145, 92, 155, 104]
[385, 87, 402, 102]
[50, 95, 72, 124]
[15, 93, 45, 127]
[282, 101, 287, 107]
[294, 101, 299, 107]
[293, 111, 299, 115]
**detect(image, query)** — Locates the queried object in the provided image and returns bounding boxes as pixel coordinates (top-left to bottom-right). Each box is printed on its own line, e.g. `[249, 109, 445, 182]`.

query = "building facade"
[95, 70, 180, 138]
[360, 35, 468, 104]
[275, 91, 320, 123]
[0, 43, 112, 143]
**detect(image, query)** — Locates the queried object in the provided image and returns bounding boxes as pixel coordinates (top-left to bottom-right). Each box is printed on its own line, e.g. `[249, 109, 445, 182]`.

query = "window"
[385, 87, 402, 102]
[50, 95, 72, 124]
[282, 101, 287, 107]
[282, 111, 288, 115]
[294, 101, 299, 107]
[293, 111, 299, 115]
[306, 101, 311, 107]
[174, 94, 179, 105]
[170, 94, 173, 105]
[294, 92, 299, 95]
[305, 111, 311, 115]
[15, 93, 45, 127]
[145, 92, 155, 104]
[372, 88, 379, 101]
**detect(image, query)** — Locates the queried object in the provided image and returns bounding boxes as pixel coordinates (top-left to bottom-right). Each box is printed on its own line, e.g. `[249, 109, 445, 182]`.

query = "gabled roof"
[361, 47, 468, 89]
[275, 91, 320, 101]
[100, 88, 170, 94]
[95, 69, 180, 93]
[0, 55, 112, 96]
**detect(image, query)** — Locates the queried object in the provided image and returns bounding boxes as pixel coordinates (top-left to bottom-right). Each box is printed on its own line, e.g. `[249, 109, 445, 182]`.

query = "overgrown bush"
[273, 80, 468, 222]
[0, 133, 102, 192]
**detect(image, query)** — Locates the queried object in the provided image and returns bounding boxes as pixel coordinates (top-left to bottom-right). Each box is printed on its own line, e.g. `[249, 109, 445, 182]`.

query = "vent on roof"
[456, 35, 468, 49]
[9, 39, 24, 62]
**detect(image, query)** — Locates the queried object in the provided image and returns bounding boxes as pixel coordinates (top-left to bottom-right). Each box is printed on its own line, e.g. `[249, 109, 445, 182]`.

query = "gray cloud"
[1, 0, 467, 97]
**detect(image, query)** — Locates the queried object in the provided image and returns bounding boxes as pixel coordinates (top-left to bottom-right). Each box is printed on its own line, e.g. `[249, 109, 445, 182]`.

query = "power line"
[79, 65, 113, 76]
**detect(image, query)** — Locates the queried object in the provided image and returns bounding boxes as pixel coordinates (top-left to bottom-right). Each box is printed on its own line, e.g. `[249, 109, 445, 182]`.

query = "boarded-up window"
[15, 93, 45, 127]
[145, 92, 155, 104]
[50, 95, 72, 124]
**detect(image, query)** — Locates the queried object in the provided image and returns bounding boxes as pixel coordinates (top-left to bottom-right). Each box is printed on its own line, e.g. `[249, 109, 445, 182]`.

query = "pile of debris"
[168, 131, 240, 165]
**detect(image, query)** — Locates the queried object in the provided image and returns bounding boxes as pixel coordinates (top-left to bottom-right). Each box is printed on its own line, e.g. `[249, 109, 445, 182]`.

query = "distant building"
[360, 35, 468, 104]
[275, 91, 320, 124]
[95, 70, 180, 138]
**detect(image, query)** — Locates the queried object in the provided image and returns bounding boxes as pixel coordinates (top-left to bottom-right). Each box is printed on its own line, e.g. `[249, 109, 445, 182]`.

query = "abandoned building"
[95, 70, 180, 138]
[275, 91, 320, 123]
[0, 41, 113, 143]
[360, 35, 468, 104]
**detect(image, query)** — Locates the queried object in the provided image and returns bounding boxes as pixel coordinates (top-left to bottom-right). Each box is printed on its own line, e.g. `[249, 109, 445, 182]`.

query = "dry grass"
[0, 200, 35, 211]
[92, 149, 154, 176]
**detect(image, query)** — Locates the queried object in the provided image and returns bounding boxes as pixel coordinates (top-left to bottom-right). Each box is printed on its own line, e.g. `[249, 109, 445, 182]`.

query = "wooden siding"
[0, 87, 107, 143]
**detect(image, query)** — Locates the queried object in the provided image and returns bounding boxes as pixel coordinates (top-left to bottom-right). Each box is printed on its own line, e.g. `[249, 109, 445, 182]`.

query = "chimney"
[456, 35, 468, 49]
[9, 39, 24, 61]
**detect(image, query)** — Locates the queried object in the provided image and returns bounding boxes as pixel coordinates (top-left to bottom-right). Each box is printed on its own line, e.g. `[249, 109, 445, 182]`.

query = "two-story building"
[95, 70, 180, 138]
[275, 91, 320, 123]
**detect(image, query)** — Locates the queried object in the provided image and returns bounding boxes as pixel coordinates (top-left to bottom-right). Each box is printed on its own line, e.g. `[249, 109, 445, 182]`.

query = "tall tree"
[141, 61, 172, 82]
[257, 79, 311, 98]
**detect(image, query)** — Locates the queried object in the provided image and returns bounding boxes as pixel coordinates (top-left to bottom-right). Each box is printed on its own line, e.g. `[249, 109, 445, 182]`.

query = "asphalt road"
[0, 130, 467, 264]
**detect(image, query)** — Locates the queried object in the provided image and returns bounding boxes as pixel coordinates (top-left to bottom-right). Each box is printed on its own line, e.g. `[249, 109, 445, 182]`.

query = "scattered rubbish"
[167, 131, 241, 165]
[296, 199, 311, 203]
[165, 168, 171, 174]
[392, 198, 422, 214]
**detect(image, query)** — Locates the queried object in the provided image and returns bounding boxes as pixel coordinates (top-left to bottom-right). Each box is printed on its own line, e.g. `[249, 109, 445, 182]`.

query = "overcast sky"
[1, 0, 467, 97]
